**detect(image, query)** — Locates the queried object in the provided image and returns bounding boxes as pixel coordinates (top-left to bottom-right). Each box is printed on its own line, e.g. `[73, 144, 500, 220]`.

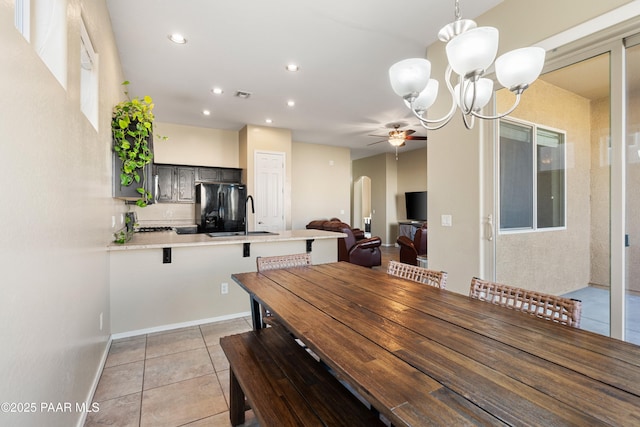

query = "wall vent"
[234, 91, 252, 99]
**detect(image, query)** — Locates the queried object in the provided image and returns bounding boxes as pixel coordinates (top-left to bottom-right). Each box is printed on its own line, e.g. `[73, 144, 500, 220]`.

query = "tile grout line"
[201, 324, 231, 410]
[138, 334, 147, 427]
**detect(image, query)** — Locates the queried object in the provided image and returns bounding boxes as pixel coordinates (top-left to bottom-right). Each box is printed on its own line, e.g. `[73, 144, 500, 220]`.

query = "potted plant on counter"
[112, 81, 165, 207]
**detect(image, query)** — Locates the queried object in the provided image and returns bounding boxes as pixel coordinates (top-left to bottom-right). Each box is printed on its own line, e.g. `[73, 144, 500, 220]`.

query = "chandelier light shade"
[388, 0, 545, 130]
[410, 79, 440, 113]
[495, 47, 546, 90]
[389, 58, 431, 99]
[454, 78, 493, 112]
[446, 27, 499, 77]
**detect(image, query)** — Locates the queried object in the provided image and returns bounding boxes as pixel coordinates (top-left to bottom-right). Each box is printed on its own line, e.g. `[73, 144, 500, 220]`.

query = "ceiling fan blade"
[406, 135, 427, 141]
[405, 129, 416, 136]
[367, 139, 386, 146]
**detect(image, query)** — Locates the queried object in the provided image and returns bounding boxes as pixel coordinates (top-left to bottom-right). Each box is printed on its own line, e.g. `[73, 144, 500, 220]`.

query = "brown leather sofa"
[397, 224, 427, 265]
[306, 219, 381, 268]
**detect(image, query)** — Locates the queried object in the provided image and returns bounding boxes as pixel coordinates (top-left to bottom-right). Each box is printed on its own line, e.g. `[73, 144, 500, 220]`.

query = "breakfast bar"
[232, 262, 640, 426]
[107, 229, 344, 335]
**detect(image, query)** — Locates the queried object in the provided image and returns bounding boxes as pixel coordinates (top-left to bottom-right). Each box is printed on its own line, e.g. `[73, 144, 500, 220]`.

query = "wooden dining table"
[231, 261, 640, 426]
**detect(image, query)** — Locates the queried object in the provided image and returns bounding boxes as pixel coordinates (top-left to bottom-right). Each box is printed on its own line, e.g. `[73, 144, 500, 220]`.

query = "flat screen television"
[405, 191, 427, 221]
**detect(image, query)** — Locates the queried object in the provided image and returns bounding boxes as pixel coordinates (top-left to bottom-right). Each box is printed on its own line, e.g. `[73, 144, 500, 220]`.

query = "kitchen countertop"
[108, 229, 346, 251]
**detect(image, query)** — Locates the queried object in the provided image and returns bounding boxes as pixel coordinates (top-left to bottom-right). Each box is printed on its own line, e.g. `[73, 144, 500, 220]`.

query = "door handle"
[485, 214, 494, 241]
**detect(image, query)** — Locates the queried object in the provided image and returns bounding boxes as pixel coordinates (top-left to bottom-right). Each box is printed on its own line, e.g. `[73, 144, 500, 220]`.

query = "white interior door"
[254, 151, 285, 231]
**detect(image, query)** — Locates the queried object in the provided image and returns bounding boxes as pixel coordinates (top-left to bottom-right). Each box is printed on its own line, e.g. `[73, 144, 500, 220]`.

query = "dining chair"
[256, 253, 312, 271]
[387, 260, 447, 289]
[255, 253, 312, 325]
[469, 277, 582, 328]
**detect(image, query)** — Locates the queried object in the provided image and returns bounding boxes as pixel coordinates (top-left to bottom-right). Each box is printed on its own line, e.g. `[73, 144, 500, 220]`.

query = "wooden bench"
[219, 325, 385, 427]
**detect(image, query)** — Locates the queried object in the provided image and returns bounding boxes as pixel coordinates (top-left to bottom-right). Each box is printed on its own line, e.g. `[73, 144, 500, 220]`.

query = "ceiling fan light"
[446, 26, 499, 76]
[412, 79, 439, 113]
[389, 58, 431, 99]
[454, 78, 493, 111]
[388, 135, 405, 146]
[495, 47, 546, 90]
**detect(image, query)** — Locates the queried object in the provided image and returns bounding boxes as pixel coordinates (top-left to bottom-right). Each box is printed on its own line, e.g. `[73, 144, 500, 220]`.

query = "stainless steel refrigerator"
[195, 183, 247, 234]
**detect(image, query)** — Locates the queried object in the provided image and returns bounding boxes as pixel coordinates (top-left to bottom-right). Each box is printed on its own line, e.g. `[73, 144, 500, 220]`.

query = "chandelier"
[388, 0, 545, 130]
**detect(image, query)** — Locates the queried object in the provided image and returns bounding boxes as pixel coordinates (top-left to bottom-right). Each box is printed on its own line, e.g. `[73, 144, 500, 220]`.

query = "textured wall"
[0, 1, 124, 425]
[291, 142, 351, 230]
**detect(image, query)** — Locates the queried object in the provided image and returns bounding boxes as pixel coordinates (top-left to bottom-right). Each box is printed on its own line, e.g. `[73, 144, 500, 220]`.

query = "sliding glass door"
[486, 35, 640, 343]
[467, 6, 640, 347]
[492, 52, 613, 337]
[625, 40, 640, 343]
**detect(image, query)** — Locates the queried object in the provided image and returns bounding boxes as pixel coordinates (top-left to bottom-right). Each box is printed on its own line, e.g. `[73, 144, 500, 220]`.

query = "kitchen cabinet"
[155, 164, 195, 203]
[153, 164, 242, 204]
[196, 166, 242, 183]
[177, 167, 195, 202]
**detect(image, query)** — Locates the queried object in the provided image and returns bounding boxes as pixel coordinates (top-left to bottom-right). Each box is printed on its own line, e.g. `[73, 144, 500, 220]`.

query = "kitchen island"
[108, 229, 344, 336]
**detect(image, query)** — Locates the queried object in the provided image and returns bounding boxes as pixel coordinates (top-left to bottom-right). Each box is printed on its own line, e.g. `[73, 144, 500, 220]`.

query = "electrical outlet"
[99, 312, 103, 331]
[221, 282, 229, 295]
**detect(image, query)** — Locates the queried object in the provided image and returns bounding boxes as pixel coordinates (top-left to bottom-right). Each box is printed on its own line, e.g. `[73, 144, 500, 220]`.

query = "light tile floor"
[562, 286, 640, 345]
[86, 246, 400, 427]
[85, 317, 257, 427]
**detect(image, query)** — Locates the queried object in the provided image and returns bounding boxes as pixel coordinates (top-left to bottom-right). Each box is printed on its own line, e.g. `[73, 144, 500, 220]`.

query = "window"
[33, 0, 67, 88]
[80, 17, 99, 130]
[499, 119, 566, 231]
[15, 0, 30, 41]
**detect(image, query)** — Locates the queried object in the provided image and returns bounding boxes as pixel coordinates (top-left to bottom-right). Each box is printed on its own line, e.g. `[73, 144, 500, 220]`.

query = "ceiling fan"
[367, 123, 427, 147]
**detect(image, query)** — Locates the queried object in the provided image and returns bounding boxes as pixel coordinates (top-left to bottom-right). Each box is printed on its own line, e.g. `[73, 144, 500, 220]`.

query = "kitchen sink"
[207, 231, 279, 237]
[174, 226, 198, 235]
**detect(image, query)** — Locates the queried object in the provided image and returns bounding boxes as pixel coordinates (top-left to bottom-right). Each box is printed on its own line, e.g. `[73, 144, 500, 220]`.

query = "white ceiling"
[106, 0, 503, 159]
[540, 54, 610, 101]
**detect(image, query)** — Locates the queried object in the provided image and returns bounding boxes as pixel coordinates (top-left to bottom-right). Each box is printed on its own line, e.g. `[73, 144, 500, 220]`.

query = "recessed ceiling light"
[168, 33, 187, 44]
[285, 64, 299, 72]
[211, 87, 223, 95]
[287, 100, 295, 107]
[202, 110, 211, 116]
[265, 118, 273, 124]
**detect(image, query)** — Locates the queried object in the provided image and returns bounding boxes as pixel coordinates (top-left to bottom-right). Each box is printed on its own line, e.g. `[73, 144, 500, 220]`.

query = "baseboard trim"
[76, 335, 112, 427]
[111, 311, 252, 340]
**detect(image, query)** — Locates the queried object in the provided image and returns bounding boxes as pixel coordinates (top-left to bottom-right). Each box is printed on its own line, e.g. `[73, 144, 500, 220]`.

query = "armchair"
[337, 226, 382, 268]
[397, 224, 427, 266]
[306, 219, 380, 267]
[307, 218, 365, 240]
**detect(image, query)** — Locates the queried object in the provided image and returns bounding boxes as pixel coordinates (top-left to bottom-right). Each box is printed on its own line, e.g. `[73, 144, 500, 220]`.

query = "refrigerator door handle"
[153, 174, 159, 204]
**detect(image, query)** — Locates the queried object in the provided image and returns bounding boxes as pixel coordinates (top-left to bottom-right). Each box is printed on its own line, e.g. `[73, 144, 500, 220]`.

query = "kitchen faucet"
[245, 195, 255, 235]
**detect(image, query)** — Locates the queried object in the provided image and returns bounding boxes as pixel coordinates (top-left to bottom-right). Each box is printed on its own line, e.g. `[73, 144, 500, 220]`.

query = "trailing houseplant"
[112, 81, 163, 207]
